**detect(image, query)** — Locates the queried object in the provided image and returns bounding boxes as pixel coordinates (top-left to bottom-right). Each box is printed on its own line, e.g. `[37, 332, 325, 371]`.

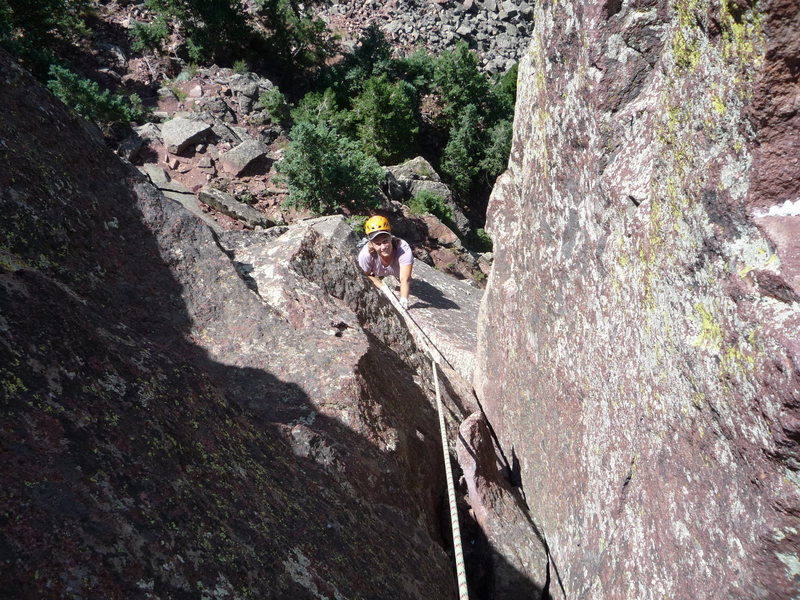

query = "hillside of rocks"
[321, 0, 533, 74]
[0, 48, 513, 598]
[475, 0, 800, 598]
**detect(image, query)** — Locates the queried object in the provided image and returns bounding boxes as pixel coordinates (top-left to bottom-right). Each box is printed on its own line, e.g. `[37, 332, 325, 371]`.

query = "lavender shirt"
[358, 238, 414, 277]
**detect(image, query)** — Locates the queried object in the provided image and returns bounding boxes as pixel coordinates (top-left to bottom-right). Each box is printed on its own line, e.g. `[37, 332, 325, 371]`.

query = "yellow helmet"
[364, 215, 391, 240]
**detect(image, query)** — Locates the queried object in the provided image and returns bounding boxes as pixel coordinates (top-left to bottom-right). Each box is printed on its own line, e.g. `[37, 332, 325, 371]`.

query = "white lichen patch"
[98, 370, 128, 397]
[773, 526, 799, 542]
[282, 548, 344, 600]
[724, 231, 781, 277]
[776, 552, 800, 582]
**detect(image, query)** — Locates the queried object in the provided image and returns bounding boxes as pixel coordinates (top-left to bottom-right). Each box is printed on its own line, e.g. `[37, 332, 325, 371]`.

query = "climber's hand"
[399, 297, 409, 310]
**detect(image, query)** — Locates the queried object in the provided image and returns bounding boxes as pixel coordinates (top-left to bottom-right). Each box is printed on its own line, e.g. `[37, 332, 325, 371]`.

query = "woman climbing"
[358, 215, 414, 309]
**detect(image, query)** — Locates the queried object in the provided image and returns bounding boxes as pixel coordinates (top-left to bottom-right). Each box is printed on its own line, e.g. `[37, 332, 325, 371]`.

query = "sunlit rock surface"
[475, 1, 800, 598]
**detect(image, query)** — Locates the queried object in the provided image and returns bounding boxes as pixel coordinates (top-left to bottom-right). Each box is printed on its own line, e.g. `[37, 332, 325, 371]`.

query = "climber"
[358, 215, 414, 309]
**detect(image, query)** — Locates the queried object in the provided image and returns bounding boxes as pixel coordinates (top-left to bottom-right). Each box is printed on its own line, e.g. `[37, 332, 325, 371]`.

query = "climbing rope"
[433, 358, 470, 600]
[380, 283, 469, 599]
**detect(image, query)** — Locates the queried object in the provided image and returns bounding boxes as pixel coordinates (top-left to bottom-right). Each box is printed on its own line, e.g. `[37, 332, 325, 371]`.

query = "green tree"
[352, 75, 419, 164]
[140, 0, 251, 62]
[434, 42, 491, 125]
[392, 47, 437, 95]
[481, 119, 513, 179]
[491, 61, 518, 121]
[0, 0, 90, 76]
[323, 24, 394, 102]
[253, 0, 336, 73]
[440, 104, 484, 198]
[277, 121, 383, 214]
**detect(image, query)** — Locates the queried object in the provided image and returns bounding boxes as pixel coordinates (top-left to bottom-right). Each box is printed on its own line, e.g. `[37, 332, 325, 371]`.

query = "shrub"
[277, 120, 383, 215]
[467, 227, 493, 252]
[251, 0, 336, 73]
[346, 215, 369, 236]
[233, 59, 249, 74]
[131, 16, 170, 54]
[237, 191, 256, 205]
[352, 75, 420, 164]
[47, 64, 145, 128]
[141, 0, 251, 63]
[171, 85, 188, 102]
[0, 0, 91, 77]
[259, 87, 290, 125]
[407, 189, 453, 223]
[290, 88, 350, 130]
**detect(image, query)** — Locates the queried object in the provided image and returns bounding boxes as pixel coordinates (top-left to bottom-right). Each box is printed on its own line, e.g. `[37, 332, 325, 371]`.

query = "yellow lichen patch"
[712, 95, 727, 116]
[719, 0, 765, 75]
[691, 303, 723, 351]
[671, 0, 705, 72]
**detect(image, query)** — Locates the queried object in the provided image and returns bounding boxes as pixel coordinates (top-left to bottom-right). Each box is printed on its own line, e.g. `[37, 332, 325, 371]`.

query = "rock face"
[0, 50, 465, 599]
[475, 1, 800, 599]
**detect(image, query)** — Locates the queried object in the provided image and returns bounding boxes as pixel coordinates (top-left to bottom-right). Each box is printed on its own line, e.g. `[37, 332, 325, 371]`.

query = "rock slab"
[161, 116, 211, 154]
[198, 186, 271, 228]
[475, 1, 800, 599]
[219, 139, 269, 175]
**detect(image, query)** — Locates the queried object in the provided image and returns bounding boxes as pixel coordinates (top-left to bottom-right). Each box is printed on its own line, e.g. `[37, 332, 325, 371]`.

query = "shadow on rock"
[0, 49, 458, 600]
[410, 277, 461, 310]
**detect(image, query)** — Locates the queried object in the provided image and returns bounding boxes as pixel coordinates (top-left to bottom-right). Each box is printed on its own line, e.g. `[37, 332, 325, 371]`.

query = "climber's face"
[372, 234, 393, 259]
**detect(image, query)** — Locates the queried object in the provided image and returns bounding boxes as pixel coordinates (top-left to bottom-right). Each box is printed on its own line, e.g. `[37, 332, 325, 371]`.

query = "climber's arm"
[399, 264, 412, 303]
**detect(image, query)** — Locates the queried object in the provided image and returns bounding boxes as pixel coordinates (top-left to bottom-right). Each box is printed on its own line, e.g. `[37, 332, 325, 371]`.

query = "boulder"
[198, 186, 271, 228]
[475, 1, 800, 599]
[219, 139, 269, 176]
[457, 23, 474, 36]
[202, 96, 237, 123]
[161, 117, 211, 154]
[388, 155, 441, 182]
[228, 72, 274, 115]
[134, 122, 162, 142]
[421, 213, 462, 248]
[116, 132, 142, 161]
[210, 120, 242, 144]
[140, 165, 221, 231]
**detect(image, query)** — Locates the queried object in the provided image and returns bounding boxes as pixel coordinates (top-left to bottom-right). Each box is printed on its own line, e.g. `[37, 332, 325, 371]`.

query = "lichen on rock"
[475, 0, 800, 598]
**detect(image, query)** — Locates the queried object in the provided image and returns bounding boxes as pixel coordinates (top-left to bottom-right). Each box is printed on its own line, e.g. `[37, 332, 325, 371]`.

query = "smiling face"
[371, 233, 394, 262]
